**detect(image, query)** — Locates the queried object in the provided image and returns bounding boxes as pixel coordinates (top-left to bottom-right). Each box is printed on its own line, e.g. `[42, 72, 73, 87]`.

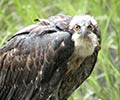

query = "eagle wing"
[0, 23, 74, 100]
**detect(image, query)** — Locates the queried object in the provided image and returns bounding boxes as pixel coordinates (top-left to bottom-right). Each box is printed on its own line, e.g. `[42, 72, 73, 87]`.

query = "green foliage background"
[0, 0, 120, 100]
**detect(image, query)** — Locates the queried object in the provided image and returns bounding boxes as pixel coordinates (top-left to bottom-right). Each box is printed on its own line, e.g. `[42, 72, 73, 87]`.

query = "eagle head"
[69, 15, 100, 57]
[69, 15, 97, 37]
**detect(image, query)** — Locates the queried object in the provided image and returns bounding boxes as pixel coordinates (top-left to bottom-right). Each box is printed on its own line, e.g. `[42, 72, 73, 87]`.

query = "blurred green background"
[0, 0, 120, 100]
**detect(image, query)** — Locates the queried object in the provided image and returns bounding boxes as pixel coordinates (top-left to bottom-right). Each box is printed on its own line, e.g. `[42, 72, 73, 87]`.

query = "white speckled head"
[69, 15, 97, 29]
[70, 15, 99, 57]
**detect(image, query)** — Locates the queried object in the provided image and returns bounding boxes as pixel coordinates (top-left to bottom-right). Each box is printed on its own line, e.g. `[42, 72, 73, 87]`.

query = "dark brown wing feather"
[35, 13, 72, 32]
[0, 18, 74, 100]
[48, 13, 72, 31]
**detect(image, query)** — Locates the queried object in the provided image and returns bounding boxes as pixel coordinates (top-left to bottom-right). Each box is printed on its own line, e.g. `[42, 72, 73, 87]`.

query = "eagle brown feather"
[0, 14, 101, 100]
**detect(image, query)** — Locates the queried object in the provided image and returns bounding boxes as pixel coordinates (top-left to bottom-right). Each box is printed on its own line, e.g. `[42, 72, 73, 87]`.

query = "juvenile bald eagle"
[0, 14, 101, 100]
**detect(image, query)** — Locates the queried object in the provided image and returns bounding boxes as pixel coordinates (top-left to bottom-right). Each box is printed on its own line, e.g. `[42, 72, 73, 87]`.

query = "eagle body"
[0, 14, 101, 100]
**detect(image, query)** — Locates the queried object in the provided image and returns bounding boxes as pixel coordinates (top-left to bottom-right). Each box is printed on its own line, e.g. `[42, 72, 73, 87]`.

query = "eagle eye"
[73, 25, 81, 31]
[87, 24, 94, 31]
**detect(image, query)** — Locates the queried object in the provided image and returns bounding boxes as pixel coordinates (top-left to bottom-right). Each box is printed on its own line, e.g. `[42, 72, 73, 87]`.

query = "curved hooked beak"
[80, 26, 88, 37]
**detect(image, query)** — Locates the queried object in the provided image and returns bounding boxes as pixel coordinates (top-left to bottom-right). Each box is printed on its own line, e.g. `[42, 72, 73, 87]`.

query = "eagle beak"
[80, 26, 88, 37]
